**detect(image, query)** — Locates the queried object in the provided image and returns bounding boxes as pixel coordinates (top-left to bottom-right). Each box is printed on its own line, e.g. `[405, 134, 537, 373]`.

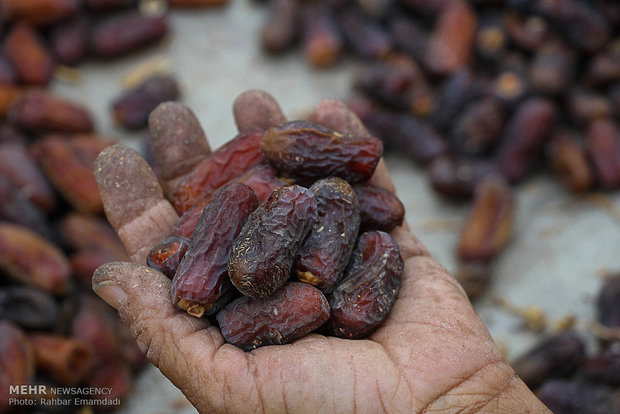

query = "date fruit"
[353, 182, 404, 232]
[146, 236, 190, 279]
[0, 286, 59, 330]
[294, 177, 360, 293]
[229, 185, 317, 298]
[172, 127, 266, 214]
[261, 120, 382, 182]
[172, 182, 257, 317]
[328, 230, 403, 339]
[216, 282, 329, 351]
[0, 321, 35, 413]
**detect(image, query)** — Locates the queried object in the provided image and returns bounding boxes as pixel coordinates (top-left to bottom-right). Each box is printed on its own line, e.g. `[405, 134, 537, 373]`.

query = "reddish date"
[172, 127, 266, 214]
[172, 183, 258, 317]
[146, 236, 190, 279]
[353, 183, 404, 232]
[294, 177, 360, 293]
[216, 282, 329, 351]
[229, 185, 317, 298]
[328, 231, 403, 339]
[261, 120, 383, 183]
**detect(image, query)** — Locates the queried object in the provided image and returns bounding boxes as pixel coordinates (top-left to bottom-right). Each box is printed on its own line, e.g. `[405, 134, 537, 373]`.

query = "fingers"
[233, 89, 286, 132]
[91, 262, 226, 410]
[94, 145, 178, 264]
[148, 102, 211, 197]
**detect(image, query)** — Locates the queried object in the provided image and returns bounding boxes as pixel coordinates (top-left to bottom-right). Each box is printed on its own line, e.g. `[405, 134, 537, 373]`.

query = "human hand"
[92, 91, 549, 413]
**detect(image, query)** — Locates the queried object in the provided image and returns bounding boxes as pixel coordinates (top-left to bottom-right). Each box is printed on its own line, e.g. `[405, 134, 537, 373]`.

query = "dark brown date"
[216, 282, 329, 351]
[432, 69, 477, 132]
[597, 273, 620, 329]
[172, 127, 266, 214]
[424, 0, 477, 76]
[585, 118, 620, 190]
[495, 97, 557, 183]
[112, 75, 180, 130]
[0, 287, 59, 330]
[229, 185, 317, 298]
[353, 183, 404, 232]
[91, 12, 168, 59]
[0, 0, 78, 25]
[8, 90, 94, 133]
[261, 120, 382, 182]
[457, 175, 514, 263]
[302, 4, 343, 67]
[528, 38, 576, 96]
[0, 177, 53, 240]
[512, 331, 585, 389]
[0, 141, 56, 212]
[30, 334, 92, 385]
[449, 97, 505, 156]
[3, 22, 55, 86]
[548, 130, 594, 193]
[0, 321, 35, 413]
[146, 236, 190, 279]
[294, 177, 360, 293]
[328, 230, 403, 339]
[337, 7, 392, 60]
[261, 0, 300, 54]
[428, 154, 497, 199]
[389, 15, 428, 64]
[503, 12, 548, 53]
[32, 135, 113, 213]
[567, 88, 613, 126]
[0, 223, 71, 294]
[172, 182, 257, 317]
[50, 15, 90, 66]
[172, 163, 286, 238]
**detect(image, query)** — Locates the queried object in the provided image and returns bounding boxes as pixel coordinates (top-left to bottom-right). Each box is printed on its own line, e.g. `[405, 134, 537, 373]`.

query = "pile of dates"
[146, 109, 406, 350]
[510, 273, 620, 413]
[256, 0, 620, 299]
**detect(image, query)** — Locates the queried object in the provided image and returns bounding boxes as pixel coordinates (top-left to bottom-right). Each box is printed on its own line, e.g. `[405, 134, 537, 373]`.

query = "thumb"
[92, 262, 224, 408]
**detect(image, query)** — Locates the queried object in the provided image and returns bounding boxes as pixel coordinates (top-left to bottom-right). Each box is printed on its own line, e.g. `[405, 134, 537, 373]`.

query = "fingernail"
[92, 280, 126, 310]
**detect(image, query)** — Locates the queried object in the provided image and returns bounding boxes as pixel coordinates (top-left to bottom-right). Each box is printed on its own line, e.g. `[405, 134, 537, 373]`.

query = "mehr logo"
[9, 385, 48, 395]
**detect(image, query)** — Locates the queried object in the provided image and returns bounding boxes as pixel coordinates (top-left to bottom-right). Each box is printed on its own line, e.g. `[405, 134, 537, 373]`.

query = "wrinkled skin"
[92, 91, 550, 414]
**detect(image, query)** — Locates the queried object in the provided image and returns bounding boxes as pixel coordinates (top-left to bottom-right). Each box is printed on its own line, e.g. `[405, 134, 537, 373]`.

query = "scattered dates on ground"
[0, 1, 228, 412]
[146, 102, 405, 350]
[256, 0, 620, 301]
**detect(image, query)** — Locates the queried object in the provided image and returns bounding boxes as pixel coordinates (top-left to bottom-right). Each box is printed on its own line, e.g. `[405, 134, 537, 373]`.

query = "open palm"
[92, 91, 548, 414]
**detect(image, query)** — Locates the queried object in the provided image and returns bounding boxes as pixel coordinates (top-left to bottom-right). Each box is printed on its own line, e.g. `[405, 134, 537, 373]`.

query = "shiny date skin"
[261, 120, 383, 183]
[229, 185, 317, 298]
[353, 183, 404, 232]
[216, 282, 329, 351]
[146, 236, 190, 279]
[328, 231, 403, 339]
[171, 182, 258, 318]
[294, 177, 360, 293]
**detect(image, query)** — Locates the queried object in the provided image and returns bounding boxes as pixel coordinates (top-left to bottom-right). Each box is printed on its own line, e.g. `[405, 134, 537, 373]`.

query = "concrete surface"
[51, 1, 620, 413]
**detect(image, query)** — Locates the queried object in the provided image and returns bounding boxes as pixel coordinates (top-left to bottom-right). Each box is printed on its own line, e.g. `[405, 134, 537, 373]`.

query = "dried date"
[216, 282, 329, 351]
[172, 182, 257, 317]
[328, 230, 403, 339]
[294, 177, 360, 293]
[353, 183, 404, 233]
[0, 321, 35, 413]
[146, 236, 190, 279]
[457, 175, 514, 263]
[261, 120, 382, 182]
[30, 334, 93, 385]
[3, 22, 55, 86]
[172, 127, 266, 214]
[0, 287, 58, 330]
[229, 185, 317, 298]
[585, 118, 620, 190]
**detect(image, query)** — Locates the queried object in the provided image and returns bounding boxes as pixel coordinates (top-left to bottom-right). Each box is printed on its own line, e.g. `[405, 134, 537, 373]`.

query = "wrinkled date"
[172, 127, 266, 214]
[353, 182, 404, 232]
[0, 321, 35, 413]
[216, 282, 329, 351]
[328, 231, 404, 339]
[146, 235, 190, 279]
[0, 286, 59, 330]
[229, 185, 317, 298]
[260, 120, 383, 183]
[171, 182, 257, 317]
[294, 177, 360, 293]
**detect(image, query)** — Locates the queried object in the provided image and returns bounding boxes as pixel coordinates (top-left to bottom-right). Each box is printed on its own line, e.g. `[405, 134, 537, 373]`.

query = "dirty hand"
[92, 91, 549, 414]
